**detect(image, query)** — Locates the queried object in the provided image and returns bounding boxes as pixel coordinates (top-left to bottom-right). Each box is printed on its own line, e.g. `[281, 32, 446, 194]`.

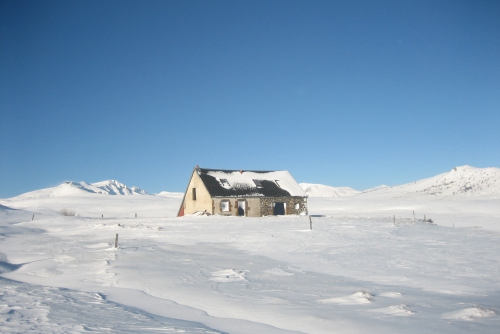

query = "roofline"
[198, 167, 289, 173]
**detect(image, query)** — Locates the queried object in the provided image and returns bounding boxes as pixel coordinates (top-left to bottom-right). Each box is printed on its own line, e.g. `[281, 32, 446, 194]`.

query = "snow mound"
[262, 268, 294, 276]
[11, 180, 149, 199]
[0, 204, 14, 211]
[318, 291, 372, 305]
[370, 304, 414, 316]
[300, 183, 360, 197]
[0, 261, 23, 274]
[379, 292, 402, 298]
[362, 165, 500, 198]
[442, 307, 496, 321]
[210, 269, 247, 282]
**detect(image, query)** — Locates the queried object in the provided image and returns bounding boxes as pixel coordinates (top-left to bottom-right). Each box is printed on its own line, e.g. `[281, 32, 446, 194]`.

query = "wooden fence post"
[114, 234, 119, 248]
[309, 216, 312, 230]
[32, 214, 34, 221]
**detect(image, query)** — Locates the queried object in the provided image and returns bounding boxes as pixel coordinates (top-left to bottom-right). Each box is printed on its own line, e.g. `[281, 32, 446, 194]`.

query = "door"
[273, 202, 285, 215]
[238, 200, 246, 216]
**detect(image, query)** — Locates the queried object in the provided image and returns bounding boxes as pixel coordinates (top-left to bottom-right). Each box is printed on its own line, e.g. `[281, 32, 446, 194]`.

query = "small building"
[177, 166, 308, 217]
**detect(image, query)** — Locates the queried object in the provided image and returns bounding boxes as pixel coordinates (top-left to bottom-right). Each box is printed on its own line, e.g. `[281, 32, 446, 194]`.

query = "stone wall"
[260, 197, 308, 216]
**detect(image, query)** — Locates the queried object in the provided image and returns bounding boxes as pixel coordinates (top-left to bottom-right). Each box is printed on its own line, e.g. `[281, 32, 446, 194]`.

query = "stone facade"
[210, 196, 308, 217]
[259, 197, 308, 216]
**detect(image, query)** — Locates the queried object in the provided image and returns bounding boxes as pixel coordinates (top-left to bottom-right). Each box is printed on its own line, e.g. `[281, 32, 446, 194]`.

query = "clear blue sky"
[1, 0, 499, 197]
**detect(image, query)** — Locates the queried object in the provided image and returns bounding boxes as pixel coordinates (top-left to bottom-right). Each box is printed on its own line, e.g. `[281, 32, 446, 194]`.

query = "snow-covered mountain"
[13, 180, 149, 199]
[91, 180, 148, 195]
[363, 165, 500, 198]
[300, 183, 360, 197]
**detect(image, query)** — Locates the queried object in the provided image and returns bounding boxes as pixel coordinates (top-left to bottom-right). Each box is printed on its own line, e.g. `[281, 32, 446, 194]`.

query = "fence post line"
[114, 234, 119, 249]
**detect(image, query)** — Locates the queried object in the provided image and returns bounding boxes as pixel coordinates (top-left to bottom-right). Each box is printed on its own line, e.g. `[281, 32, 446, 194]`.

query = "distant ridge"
[362, 165, 500, 198]
[91, 180, 148, 195]
[11, 180, 149, 199]
[156, 191, 184, 198]
[300, 183, 360, 198]
[8, 165, 500, 200]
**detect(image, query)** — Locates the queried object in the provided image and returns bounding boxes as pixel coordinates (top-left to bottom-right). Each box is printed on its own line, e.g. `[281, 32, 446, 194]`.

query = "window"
[221, 200, 230, 212]
[295, 203, 300, 210]
[220, 179, 231, 187]
[253, 179, 263, 188]
[192, 188, 196, 200]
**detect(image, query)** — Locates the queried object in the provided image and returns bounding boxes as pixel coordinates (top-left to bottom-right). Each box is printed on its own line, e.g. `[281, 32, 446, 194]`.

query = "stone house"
[177, 166, 308, 217]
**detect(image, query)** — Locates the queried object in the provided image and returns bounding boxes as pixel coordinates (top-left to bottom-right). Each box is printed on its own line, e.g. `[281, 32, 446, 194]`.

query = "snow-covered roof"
[196, 168, 307, 198]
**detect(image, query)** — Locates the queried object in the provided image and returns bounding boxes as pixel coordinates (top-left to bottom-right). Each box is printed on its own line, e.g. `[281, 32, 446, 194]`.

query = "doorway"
[237, 201, 246, 216]
[273, 202, 285, 215]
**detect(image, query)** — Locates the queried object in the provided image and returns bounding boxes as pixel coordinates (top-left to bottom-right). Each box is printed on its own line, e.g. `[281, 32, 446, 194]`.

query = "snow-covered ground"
[299, 183, 360, 197]
[1, 166, 499, 333]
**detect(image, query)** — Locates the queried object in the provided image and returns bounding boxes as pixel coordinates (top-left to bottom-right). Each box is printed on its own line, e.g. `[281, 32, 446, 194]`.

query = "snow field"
[0, 277, 223, 333]
[1, 208, 499, 333]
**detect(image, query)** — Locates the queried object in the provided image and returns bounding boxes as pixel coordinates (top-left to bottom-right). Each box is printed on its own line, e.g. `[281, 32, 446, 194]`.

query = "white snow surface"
[1, 167, 500, 333]
[300, 183, 360, 197]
